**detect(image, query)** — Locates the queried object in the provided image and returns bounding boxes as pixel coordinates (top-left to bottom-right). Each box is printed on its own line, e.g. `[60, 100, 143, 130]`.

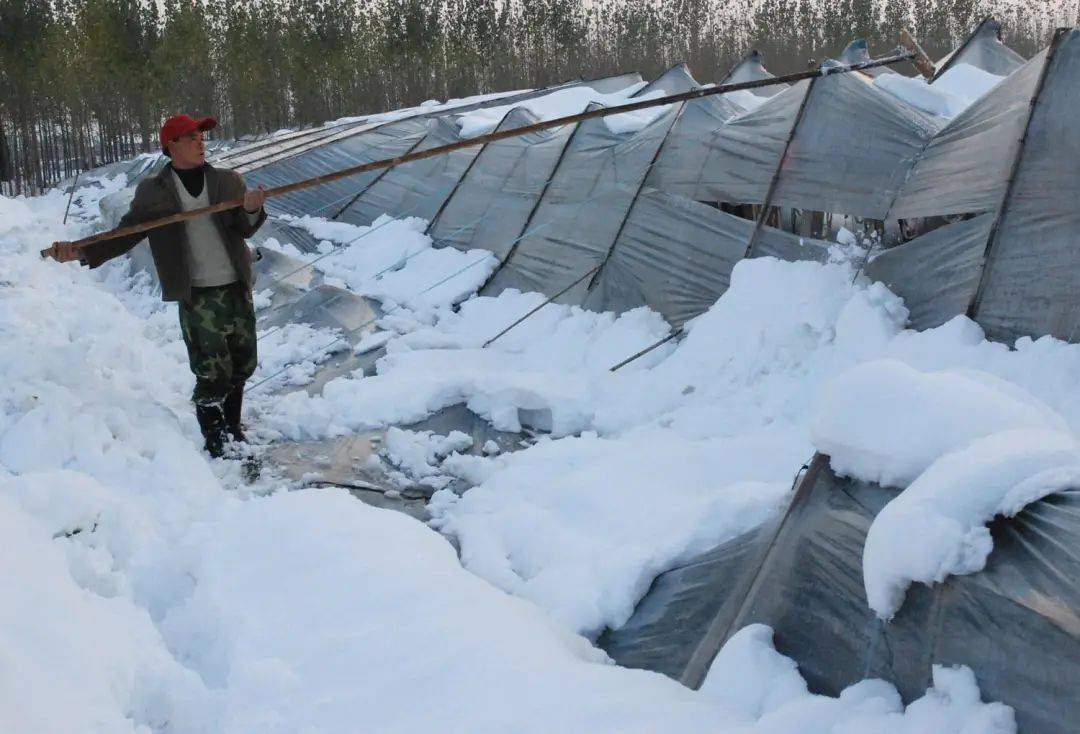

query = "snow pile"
[812, 359, 1080, 618]
[381, 427, 474, 488]
[602, 89, 677, 134]
[421, 259, 906, 634]
[0, 183, 1021, 733]
[875, 63, 1003, 118]
[253, 322, 346, 389]
[458, 80, 649, 137]
[430, 430, 790, 634]
[812, 360, 1068, 487]
[864, 430, 1080, 619]
[279, 212, 498, 314]
[699, 625, 1014, 733]
[260, 288, 673, 440]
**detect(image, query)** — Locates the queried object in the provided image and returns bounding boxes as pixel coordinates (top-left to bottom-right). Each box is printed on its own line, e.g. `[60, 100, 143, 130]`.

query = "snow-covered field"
[5, 133, 1076, 730]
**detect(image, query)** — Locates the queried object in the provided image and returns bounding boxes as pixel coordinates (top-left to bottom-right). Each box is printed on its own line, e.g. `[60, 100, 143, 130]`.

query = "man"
[50, 114, 268, 458]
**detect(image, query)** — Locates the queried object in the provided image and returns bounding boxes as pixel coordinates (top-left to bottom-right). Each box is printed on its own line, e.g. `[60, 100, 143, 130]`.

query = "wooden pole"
[42, 50, 914, 259]
[899, 30, 936, 80]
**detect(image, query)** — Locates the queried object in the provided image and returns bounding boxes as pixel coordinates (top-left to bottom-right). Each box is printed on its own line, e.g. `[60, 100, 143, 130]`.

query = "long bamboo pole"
[42, 49, 916, 259]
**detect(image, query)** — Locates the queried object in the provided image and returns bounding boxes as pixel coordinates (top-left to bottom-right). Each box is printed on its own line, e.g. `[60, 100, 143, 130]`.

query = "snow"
[278, 212, 498, 315]
[328, 88, 531, 127]
[698, 626, 1014, 733]
[812, 359, 1080, 618]
[862, 429, 1080, 619]
[0, 165, 1037, 733]
[457, 80, 655, 137]
[875, 63, 1004, 118]
[812, 360, 1069, 487]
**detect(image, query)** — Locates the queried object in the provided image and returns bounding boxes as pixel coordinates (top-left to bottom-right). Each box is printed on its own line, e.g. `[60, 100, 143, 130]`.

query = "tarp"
[482, 102, 686, 300]
[865, 213, 993, 331]
[719, 49, 786, 97]
[970, 29, 1080, 343]
[584, 194, 832, 327]
[769, 70, 941, 219]
[601, 454, 1080, 734]
[649, 80, 808, 206]
[241, 118, 432, 219]
[888, 49, 1047, 220]
[427, 107, 576, 257]
[337, 116, 485, 227]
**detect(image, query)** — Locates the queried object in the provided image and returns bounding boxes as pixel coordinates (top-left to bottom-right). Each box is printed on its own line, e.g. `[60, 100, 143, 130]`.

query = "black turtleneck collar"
[172, 163, 206, 198]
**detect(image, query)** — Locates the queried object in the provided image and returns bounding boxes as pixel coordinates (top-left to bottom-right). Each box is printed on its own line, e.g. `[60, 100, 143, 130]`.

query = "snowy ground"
[2, 147, 1065, 730]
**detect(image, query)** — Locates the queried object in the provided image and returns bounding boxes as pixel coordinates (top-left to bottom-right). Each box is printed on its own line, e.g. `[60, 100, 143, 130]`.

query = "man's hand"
[243, 185, 268, 214]
[47, 241, 82, 263]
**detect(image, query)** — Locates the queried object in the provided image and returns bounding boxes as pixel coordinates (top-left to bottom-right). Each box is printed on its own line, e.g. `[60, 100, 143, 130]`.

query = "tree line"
[0, 0, 1069, 195]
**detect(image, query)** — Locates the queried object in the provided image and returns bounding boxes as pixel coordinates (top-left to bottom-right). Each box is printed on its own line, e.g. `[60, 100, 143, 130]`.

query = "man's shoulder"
[207, 164, 246, 195]
[131, 174, 170, 205]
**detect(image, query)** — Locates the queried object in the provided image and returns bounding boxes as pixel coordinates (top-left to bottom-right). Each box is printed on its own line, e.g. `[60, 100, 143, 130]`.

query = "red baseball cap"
[160, 114, 217, 153]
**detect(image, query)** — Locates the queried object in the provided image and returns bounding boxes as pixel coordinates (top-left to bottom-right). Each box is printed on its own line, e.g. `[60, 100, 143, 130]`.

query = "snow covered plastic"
[933, 17, 1027, 80]
[602, 454, 1080, 733]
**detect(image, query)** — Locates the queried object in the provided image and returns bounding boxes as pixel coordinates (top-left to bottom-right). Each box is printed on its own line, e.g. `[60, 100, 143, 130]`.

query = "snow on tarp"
[972, 29, 1080, 343]
[934, 17, 1027, 81]
[602, 455, 1080, 734]
[234, 73, 643, 221]
[875, 63, 1005, 119]
[457, 75, 646, 138]
[427, 107, 575, 257]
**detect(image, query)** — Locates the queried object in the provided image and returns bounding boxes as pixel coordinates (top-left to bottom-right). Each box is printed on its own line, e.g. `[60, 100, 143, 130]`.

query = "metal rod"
[62, 170, 82, 225]
[41, 50, 914, 259]
[482, 265, 600, 348]
[743, 75, 817, 259]
[608, 327, 684, 372]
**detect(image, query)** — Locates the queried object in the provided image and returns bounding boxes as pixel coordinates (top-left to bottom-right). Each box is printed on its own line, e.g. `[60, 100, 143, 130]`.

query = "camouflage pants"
[178, 282, 258, 408]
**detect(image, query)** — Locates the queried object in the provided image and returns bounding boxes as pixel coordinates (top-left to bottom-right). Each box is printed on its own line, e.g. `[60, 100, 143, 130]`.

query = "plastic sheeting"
[601, 454, 1080, 734]
[584, 194, 832, 326]
[427, 108, 575, 257]
[719, 50, 786, 97]
[934, 17, 1027, 80]
[865, 214, 993, 331]
[241, 118, 432, 219]
[971, 29, 1080, 343]
[769, 71, 941, 219]
[649, 80, 808, 206]
[482, 102, 686, 300]
[888, 49, 1046, 220]
[337, 116, 485, 226]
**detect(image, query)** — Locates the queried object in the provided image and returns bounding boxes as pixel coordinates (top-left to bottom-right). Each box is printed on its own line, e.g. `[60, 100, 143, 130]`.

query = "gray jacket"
[82, 163, 267, 302]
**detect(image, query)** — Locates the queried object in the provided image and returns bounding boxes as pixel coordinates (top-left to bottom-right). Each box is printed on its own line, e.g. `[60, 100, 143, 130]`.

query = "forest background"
[1, 0, 1075, 194]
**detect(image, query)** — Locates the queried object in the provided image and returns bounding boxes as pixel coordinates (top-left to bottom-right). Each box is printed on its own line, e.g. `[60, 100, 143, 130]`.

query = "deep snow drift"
[0, 168, 1061, 732]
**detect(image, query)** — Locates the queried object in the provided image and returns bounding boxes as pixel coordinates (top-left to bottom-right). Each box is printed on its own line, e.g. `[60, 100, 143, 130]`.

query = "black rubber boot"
[195, 404, 229, 458]
[223, 384, 246, 443]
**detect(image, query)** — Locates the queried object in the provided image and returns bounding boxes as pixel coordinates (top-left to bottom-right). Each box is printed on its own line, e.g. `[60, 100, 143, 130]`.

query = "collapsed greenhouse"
[82, 17, 1080, 733]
